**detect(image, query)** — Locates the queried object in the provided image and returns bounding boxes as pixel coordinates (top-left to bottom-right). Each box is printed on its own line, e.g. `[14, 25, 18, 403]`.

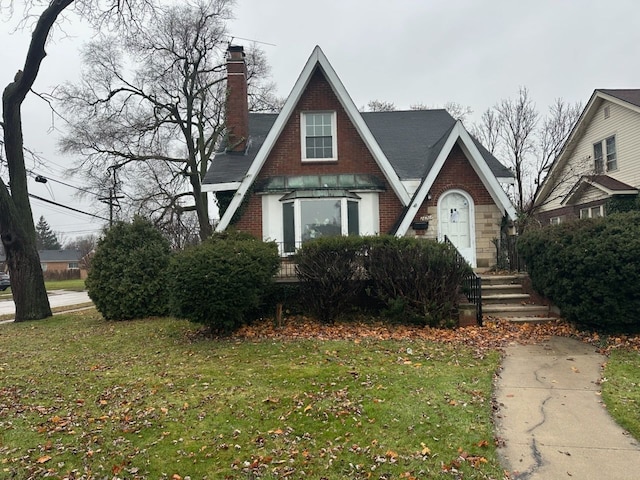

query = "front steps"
[480, 274, 555, 323]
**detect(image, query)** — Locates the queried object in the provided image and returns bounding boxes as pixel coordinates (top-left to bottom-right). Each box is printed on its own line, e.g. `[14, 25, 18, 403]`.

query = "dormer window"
[302, 112, 337, 161]
[593, 135, 617, 173]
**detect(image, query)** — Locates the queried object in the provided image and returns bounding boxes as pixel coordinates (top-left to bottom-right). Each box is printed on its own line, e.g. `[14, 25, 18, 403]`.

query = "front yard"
[0, 311, 638, 479]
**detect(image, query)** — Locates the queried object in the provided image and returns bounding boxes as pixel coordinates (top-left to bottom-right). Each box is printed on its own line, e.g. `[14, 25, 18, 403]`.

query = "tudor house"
[535, 89, 640, 224]
[203, 46, 516, 268]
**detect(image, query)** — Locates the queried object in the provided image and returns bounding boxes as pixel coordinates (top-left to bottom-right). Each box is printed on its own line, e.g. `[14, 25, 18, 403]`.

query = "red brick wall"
[234, 68, 404, 236]
[226, 47, 249, 152]
[413, 143, 495, 219]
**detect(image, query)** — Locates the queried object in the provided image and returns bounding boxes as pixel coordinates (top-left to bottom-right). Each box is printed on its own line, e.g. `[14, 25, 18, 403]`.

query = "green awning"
[279, 189, 360, 201]
[255, 174, 385, 193]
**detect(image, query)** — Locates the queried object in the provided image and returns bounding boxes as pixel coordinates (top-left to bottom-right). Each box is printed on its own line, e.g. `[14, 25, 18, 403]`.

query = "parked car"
[0, 272, 10, 291]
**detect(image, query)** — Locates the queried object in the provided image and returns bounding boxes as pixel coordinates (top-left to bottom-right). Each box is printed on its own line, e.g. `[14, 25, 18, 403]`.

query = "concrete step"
[479, 274, 525, 286]
[501, 316, 557, 324]
[482, 303, 550, 318]
[482, 284, 523, 295]
[482, 293, 531, 304]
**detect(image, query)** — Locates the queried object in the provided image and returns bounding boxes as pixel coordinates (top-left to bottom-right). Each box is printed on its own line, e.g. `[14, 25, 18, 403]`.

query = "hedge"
[517, 212, 640, 332]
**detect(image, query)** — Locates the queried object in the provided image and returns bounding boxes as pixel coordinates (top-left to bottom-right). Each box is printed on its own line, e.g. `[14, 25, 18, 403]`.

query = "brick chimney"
[226, 45, 249, 153]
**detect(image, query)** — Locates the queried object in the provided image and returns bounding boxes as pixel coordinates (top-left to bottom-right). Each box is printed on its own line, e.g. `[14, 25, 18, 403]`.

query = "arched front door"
[438, 190, 476, 267]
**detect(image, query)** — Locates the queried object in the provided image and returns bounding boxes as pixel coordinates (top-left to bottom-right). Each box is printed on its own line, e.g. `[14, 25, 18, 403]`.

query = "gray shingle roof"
[38, 250, 82, 262]
[598, 89, 640, 108]
[203, 109, 512, 187]
[203, 114, 277, 186]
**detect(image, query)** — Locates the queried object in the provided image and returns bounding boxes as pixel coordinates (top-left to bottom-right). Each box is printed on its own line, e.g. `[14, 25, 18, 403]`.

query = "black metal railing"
[444, 236, 483, 326]
[494, 234, 526, 272]
[274, 241, 302, 280]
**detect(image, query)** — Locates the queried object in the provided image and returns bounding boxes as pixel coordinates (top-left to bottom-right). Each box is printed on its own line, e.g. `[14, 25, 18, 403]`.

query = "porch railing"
[444, 236, 482, 326]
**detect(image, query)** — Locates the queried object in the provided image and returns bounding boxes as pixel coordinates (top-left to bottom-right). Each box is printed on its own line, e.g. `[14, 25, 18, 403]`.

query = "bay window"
[282, 191, 359, 253]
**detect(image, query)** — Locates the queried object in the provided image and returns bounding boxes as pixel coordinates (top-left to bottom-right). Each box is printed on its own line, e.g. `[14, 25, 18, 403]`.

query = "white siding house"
[535, 90, 640, 224]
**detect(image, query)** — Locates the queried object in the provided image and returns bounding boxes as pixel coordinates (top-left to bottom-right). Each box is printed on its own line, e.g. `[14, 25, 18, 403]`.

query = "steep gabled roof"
[212, 46, 411, 232]
[536, 88, 640, 205]
[361, 110, 512, 181]
[394, 121, 517, 235]
[203, 109, 513, 189]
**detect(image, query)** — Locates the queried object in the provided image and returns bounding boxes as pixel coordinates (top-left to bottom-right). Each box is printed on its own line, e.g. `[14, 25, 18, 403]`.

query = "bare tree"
[532, 98, 583, 200]
[1, 0, 164, 321]
[65, 233, 98, 270]
[470, 108, 501, 154]
[411, 101, 473, 123]
[58, 0, 278, 242]
[471, 90, 582, 229]
[494, 87, 539, 212]
[365, 100, 396, 112]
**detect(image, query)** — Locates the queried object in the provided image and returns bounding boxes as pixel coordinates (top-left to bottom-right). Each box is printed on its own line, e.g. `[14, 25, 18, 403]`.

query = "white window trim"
[593, 135, 617, 173]
[550, 216, 561, 225]
[300, 111, 338, 162]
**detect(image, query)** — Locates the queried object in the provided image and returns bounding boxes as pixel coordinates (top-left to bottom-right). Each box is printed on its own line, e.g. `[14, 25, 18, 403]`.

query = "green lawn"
[0, 279, 85, 301]
[0, 313, 505, 479]
[45, 278, 86, 292]
[602, 348, 640, 440]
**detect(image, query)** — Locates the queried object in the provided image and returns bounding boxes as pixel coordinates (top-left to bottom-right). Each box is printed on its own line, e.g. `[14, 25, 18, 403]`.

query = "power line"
[29, 193, 110, 222]
[28, 169, 102, 198]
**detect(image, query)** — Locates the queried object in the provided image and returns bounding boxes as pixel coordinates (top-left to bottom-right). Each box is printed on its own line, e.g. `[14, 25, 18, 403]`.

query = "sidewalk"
[495, 336, 640, 479]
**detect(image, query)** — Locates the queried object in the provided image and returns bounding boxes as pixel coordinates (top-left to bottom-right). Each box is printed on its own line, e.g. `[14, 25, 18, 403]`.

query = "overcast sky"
[1, 0, 639, 241]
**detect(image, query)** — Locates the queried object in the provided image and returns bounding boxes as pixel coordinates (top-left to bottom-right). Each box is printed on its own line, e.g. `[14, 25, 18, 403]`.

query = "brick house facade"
[203, 46, 516, 268]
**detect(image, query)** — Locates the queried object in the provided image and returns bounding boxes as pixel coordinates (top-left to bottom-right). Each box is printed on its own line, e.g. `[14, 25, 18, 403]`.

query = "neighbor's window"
[605, 136, 617, 171]
[593, 135, 617, 173]
[579, 205, 604, 219]
[282, 197, 359, 253]
[302, 112, 336, 160]
[550, 217, 561, 225]
[68, 262, 79, 270]
[593, 142, 604, 173]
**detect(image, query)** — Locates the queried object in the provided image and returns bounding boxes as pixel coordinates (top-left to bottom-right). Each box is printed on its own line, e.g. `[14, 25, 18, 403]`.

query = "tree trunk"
[1, 87, 52, 321]
[0, 0, 74, 321]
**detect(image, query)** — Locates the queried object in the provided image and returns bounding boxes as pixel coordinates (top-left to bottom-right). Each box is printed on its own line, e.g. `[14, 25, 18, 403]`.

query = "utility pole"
[98, 167, 124, 227]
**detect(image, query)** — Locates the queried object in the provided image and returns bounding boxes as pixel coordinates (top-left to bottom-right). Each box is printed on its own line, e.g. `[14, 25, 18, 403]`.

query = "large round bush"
[86, 217, 171, 320]
[169, 232, 279, 333]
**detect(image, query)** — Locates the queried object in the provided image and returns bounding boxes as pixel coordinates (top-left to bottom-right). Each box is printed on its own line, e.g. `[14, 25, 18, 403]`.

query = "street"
[0, 290, 92, 317]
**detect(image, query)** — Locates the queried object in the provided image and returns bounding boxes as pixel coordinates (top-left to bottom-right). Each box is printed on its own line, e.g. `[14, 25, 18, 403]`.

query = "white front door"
[438, 190, 476, 267]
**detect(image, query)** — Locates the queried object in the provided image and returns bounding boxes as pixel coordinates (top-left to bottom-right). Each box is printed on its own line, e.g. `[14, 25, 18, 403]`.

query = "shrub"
[294, 236, 368, 323]
[364, 236, 471, 327]
[169, 232, 279, 333]
[518, 212, 640, 332]
[294, 235, 469, 326]
[86, 217, 171, 320]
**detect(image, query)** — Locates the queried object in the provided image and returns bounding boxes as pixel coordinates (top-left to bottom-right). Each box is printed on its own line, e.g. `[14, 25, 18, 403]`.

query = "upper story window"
[593, 135, 617, 173]
[302, 112, 337, 161]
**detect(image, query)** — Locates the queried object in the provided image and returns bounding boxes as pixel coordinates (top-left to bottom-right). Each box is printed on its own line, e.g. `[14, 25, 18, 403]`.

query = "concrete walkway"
[495, 336, 640, 479]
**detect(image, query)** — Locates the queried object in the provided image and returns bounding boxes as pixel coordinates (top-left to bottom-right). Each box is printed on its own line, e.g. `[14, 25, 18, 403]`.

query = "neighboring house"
[203, 46, 516, 268]
[38, 249, 87, 280]
[535, 89, 640, 224]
